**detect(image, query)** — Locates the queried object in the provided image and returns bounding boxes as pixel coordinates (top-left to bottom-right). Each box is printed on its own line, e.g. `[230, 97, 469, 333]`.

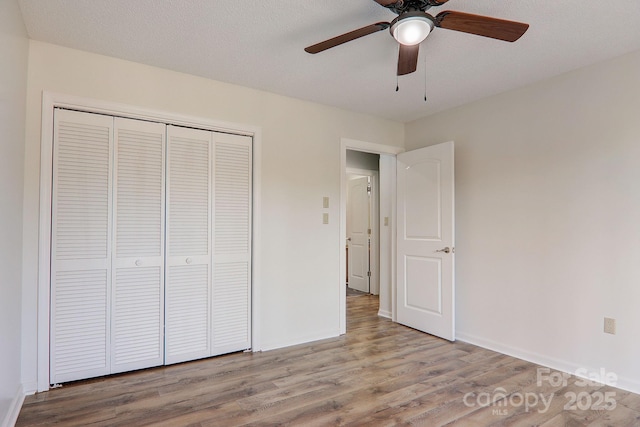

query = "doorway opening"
[346, 150, 379, 300]
[340, 139, 456, 341]
[345, 150, 380, 326]
[339, 139, 403, 336]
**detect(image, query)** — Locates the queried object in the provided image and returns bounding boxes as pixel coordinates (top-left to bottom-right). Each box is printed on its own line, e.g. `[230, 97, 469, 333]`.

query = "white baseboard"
[260, 329, 340, 352]
[456, 331, 640, 395]
[1, 384, 25, 427]
[378, 309, 392, 319]
[21, 382, 37, 397]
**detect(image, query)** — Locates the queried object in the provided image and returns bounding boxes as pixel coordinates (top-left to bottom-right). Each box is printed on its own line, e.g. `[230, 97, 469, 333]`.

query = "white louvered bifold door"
[111, 118, 166, 373]
[165, 125, 213, 364]
[50, 109, 114, 384]
[211, 133, 252, 355]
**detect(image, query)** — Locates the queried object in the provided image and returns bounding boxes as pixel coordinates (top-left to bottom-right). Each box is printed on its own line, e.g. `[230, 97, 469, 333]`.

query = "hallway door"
[347, 176, 370, 293]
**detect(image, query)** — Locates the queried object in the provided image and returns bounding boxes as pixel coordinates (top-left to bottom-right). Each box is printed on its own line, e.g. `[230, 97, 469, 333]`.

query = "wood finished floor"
[17, 294, 640, 426]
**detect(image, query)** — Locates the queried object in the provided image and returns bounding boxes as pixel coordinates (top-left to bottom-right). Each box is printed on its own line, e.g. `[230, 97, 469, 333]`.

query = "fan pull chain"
[424, 52, 428, 102]
[395, 43, 400, 92]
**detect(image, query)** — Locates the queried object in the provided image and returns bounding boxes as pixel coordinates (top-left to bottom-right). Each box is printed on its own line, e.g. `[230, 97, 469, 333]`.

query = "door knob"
[435, 247, 451, 254]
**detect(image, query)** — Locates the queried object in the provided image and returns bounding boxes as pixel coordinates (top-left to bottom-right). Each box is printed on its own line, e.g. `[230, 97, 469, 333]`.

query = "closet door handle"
[185, 257, 192, 265]
[135, 259, 142, 266]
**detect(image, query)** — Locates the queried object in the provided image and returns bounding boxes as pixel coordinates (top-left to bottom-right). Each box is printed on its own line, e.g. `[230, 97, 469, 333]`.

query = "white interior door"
[165, 125, 213, 364]
[347, 176, 370, 293]
[111, 117, 165, 373]
[211, 132, 252, 355]
[50, 109, 113, 383]
[396, 142, 455, 341]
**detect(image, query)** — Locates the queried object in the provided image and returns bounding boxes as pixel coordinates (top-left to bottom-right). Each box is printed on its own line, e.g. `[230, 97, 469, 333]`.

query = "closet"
[50, 109, 252, 384]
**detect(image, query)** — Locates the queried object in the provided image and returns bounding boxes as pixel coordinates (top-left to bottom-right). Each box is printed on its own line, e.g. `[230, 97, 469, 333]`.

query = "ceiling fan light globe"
[391, 14, 434, 46]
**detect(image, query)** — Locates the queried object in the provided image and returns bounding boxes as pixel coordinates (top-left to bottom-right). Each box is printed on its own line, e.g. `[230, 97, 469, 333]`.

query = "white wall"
[21, 41, 404, 390]
[0, 0, 28, 423]
[405, 49, 640, 393]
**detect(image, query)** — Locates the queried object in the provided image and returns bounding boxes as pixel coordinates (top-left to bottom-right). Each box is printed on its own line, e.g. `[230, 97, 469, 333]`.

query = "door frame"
[36, 92, 262, 392]
[339, 138, 403, 334]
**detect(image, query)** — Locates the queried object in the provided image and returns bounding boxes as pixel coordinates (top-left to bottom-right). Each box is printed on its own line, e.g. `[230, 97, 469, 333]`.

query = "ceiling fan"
[304, 0, 529, 76]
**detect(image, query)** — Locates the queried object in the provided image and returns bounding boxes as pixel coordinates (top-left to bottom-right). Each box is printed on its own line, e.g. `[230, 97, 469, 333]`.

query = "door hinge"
[367, 271, 372, 277]
[368, 228, 371, 235]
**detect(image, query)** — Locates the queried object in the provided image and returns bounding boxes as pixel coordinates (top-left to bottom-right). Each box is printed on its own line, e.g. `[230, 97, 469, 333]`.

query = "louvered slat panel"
[115, 124, 164, 257]
[51, 109, 113, 383]
[165, 126, 212, 364]
[214, 141, 251, 255]
[212, 134, 252, 355]
[168, 134, 210, 257]
[215, 141, 251, 255]
[112, 267, 162, 369]
[53, 270, 108, 378]
[165, 265, 209, 361]
[112, 118, 165, 373]
[212, 262, 250, 350]
[55, 119, 110, 260]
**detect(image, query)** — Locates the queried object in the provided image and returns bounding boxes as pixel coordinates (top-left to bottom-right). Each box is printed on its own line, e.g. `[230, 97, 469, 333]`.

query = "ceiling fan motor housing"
[383, 0, 445, 15]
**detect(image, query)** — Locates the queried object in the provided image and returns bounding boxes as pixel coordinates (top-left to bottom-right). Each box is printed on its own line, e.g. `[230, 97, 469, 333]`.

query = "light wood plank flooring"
[17, 294, 640, 426]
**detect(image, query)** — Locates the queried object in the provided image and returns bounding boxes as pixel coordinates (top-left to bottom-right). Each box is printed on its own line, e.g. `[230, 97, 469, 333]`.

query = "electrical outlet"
[384, 216, 389, 226]
[604, 317, 616, 335]
[322, 213, 329, 224]
[323, 197, 329, 209]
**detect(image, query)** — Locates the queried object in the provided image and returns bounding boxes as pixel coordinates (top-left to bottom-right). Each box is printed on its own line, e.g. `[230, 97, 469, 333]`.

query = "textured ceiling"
[18, 0, 640, 122]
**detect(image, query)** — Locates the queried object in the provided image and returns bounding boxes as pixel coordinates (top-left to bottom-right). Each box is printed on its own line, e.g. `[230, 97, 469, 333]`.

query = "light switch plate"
[604, 317, 616, 335]
[322, 213, 329, 224]
[323, 197, 329, 209]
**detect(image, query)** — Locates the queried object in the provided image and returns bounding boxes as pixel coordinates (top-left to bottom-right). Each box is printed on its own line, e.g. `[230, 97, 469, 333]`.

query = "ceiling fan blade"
[397, 44, 419, 76]
[305, 22, 390, 54]
[374, 0, 400, 6]
[435, 11, 529, 42]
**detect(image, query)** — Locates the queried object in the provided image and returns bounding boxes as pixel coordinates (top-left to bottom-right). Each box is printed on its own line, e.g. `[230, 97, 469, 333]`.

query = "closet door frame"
[36, 92, 262, 392]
